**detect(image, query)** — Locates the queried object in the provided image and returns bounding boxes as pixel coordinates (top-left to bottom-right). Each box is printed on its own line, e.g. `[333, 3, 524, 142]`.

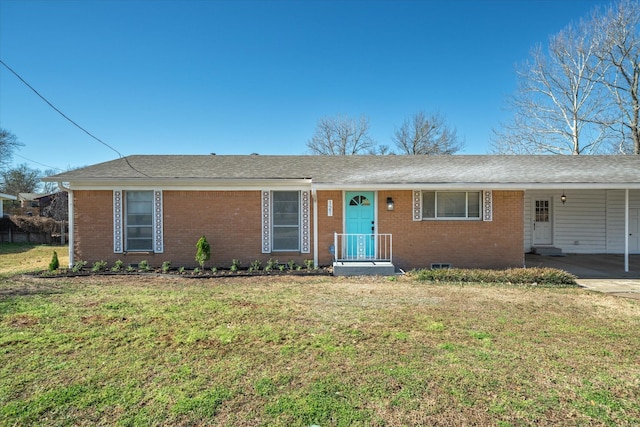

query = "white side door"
[533, 199, 552, 246]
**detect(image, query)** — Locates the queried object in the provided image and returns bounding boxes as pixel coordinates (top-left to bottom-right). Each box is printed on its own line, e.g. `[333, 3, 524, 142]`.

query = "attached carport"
[525, 253, 640, 279]
[525, 253, 640, 298]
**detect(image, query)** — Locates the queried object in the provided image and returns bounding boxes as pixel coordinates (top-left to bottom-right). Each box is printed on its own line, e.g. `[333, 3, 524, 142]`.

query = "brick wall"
[73, 189, 523, 270]
[375, 190, 524, 270]
[73, 190, 314, 269]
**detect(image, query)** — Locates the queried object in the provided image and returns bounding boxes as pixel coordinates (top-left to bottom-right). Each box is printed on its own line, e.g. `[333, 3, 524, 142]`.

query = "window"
[125, 191, 154, 251]
[422, 191, 481, 219]
[272, 191, 300, 251]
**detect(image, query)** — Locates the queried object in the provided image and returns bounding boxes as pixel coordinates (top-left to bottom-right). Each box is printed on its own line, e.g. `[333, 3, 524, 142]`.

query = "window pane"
[273, 226, 300, 251]
[422, 191, 435, 218]
[127, 214, 153, 226]
[437, 192, 466, 217]
[272, 191, 300, 251]
[127, 238, 153, 251]
[273, 191, 299, 226]
[125, 191, 153, 251]
[127, 227, 152, 238]
[468, 192, 481, 218]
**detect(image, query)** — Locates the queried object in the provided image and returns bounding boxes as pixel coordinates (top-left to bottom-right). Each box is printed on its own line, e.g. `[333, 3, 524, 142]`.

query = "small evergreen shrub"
[48, 251, 59, 271]
[195, 236, 211, 269]
[230, 259, 240, 273]
[139, 260, 150, 272]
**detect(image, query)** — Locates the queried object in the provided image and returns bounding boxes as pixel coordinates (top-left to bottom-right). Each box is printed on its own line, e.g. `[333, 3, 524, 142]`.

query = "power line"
[0, 59, 150, 177]
[13, 153, 64, 171]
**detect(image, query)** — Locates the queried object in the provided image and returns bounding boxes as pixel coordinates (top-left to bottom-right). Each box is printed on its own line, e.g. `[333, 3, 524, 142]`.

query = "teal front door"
[345, 191, 375, 259]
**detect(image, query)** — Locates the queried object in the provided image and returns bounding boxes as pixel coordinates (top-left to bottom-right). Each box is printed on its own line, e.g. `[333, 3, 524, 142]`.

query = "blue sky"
[0, 0, 605, 171]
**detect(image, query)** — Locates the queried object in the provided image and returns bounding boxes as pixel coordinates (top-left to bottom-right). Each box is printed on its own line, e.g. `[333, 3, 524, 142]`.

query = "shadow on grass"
[0, 242, 58, 255]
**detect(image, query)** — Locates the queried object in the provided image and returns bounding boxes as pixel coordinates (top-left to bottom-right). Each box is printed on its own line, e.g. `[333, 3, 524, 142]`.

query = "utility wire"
[0, 59, 150, 177]
[13, 153, 64, 171]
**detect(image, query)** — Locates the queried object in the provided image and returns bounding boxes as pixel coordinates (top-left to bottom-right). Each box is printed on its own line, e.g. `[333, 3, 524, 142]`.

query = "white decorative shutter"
[483, 191, 493, 222]
[113, 190, 123, 253]
[261, 190, 271, 253]
[153, 190, 164, 253]
[301, 190, 310, 253]
[413, 190, 422, 221]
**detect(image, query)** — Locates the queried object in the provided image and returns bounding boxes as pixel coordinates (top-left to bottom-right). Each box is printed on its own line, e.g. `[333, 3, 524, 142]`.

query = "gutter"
[57, 182, 74, 268]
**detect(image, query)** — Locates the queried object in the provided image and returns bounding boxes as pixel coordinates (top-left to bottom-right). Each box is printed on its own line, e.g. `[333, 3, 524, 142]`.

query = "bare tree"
[0, 164, 42, 196]
[42, 191, 68, 221]
[392, 112, 463, 155]
[0, 129, 23, 170]
[492, 19, 611, 155]
[307, 115, 375, 155]
[593, 0, 640, 154]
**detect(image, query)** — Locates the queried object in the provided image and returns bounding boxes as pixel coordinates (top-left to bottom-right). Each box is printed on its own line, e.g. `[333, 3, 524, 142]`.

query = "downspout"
[57, 182, 74, 268]
[312, 187, 318, 268]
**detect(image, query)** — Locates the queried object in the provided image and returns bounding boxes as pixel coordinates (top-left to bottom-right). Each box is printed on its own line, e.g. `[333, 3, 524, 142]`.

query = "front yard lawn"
[1, 272, 639, 426]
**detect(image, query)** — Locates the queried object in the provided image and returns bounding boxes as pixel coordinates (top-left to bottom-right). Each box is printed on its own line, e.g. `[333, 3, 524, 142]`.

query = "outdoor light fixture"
[561, 192, 567, 204]
[387, 197, 395, 211]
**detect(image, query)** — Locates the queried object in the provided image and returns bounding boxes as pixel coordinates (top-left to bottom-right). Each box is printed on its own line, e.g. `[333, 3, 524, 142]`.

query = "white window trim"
[414, 190, 492, 221]
[113, 189, 163, 253]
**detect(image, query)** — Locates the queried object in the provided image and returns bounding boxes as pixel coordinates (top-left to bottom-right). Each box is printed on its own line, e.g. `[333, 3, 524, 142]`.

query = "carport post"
[625, 189, 629, 273]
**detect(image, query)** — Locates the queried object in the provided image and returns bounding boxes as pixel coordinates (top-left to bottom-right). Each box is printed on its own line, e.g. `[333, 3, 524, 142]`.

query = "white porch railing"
[333, 233, 393, 262]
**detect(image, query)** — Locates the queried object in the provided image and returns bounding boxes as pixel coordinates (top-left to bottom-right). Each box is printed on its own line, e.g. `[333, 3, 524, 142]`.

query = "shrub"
[265, 258, 278, 271]
[111, 260, 124, 272]
[287, 260, 296, 270]
[230, 259, 241, 273]
[305, 259, 314, 270]
[71, 260, 87, 273]
[195, 236, 211, 269]
[139, 260, 150, 272]
[410, 267, 577, 286]
[48, 251, 59, 272]
[91, 260, 108, 272]
[161, 261, 171, 273]
[249, 260, 261, 272]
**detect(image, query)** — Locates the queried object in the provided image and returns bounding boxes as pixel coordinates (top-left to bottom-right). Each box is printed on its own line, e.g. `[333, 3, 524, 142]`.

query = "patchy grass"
[1, 274, 639, 426]
[0, 243, 68, 277]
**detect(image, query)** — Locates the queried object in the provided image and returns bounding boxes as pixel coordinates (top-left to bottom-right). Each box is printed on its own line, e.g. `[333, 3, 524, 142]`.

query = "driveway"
[525, 253, 640, 299]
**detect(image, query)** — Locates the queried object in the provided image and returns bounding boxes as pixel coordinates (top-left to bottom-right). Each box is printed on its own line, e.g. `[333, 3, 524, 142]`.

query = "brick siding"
[73, 189, 524, 270]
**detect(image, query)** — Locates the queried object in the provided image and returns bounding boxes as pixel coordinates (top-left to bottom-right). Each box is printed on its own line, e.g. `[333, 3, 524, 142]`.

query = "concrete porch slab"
[333, 261, 395, 276]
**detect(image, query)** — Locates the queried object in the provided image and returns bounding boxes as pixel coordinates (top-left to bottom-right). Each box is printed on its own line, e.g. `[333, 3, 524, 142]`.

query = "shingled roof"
[43, 155, 640, 188]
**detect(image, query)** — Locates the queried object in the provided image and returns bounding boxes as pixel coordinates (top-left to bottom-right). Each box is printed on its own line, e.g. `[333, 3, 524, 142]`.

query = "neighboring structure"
[0, 193, 17, 217]
[43, 155, 640, 274]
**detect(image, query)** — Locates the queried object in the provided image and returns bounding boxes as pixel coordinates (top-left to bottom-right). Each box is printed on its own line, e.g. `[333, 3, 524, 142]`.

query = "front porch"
[332, 233, 396, 276]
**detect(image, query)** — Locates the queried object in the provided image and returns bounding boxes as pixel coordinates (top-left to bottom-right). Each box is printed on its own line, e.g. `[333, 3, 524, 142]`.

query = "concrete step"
[333, 261, 395, 276]
[532, 246, 565, 256]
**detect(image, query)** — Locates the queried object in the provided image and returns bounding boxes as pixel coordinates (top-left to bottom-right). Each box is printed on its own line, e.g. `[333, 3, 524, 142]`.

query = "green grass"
[0, 243, 68, 277]
[0, 273, 639, 426]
